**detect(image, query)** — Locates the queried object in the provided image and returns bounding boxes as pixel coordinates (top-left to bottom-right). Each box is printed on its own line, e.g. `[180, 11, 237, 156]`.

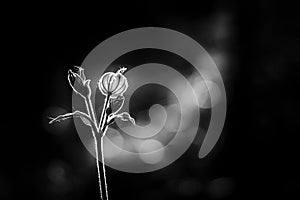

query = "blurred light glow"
[207, 177, 234, 198]
[75, 28, 226, 172]
[138, 139, 164, 164]
[179, 178, 202, 196]
[168, 79, 199, 131]
[121, 104, 167, 138]
[191, 75, 221, 108]
[103, 128, 124, 159]
[210, 51, 228, 74]
[213, 13, 231, 41]
[47, 162, 71, 195]
[164, 104, 181, 132]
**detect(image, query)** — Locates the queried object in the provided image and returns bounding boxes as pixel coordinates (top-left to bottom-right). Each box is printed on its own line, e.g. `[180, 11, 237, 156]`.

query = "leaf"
[80, 116, 91, 126]
[115, 112, 135, 125]
[48, 110, 92, 126]
[106, 117, 115, 126]
[110, 95, 125, 114]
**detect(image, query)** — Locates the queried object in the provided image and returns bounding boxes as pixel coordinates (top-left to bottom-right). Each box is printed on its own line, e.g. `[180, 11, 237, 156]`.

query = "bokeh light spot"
[138, 139, 164, 164]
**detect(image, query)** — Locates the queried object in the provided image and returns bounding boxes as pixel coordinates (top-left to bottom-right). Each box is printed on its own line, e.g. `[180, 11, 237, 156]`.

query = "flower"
[98, 67, 128, 98]
[68, 66, 91, 98]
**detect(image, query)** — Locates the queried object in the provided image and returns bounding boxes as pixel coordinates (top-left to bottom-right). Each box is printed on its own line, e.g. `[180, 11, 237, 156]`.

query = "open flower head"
[98, 67, 128, 98]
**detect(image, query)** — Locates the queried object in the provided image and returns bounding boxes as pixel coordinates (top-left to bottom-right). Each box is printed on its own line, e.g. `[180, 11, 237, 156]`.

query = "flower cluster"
[49, 66, 135, 200]
[50, 66, 135, 129]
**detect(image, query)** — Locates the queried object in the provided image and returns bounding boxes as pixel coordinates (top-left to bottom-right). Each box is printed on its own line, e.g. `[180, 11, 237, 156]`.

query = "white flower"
[98, 67, 128, 98]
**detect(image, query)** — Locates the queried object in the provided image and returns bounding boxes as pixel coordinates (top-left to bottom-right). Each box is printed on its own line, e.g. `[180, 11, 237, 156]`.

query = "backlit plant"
[49, 66, 135, 200]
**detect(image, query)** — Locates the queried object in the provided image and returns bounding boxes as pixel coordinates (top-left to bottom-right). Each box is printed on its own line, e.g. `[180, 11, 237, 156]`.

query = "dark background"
[2, 0, 299, 199]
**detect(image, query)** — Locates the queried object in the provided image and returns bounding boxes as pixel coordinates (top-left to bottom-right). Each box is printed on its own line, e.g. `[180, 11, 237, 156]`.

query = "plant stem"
[100, 132, 109, 200]
[99, 94, 111, 132]
[98, 94, 111, 200]
[88, 93, 111, 200]
[85, 95, 98, 130]
[92, 129, 103, 200]
[85, 94, 109, 200]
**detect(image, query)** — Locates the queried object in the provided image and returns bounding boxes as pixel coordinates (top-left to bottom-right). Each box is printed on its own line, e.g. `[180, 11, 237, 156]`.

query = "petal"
[110, 74, 121, 92]
[99, 84, 107, 95]
[112, 74, 124, 93]
[98, 73, 111, 95]
[102, 73, 110, 90]
[109, 76, 118, 92]
[74, 73, 84, 87]
[79, 67, 86, 81]
[113, 76, 128, 96]
[106, 73, 115, 93]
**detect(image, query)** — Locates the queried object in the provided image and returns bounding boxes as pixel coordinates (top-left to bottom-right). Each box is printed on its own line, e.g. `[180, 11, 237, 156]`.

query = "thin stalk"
[88, 92, 110, 200]
[99, 94, 111, 132]
[85, 93, 109, 200]
[92, 129, 103, 200]
[100, 131, 109, 200]
[85, 95, 98, 130]
[84, 96, 104, 200]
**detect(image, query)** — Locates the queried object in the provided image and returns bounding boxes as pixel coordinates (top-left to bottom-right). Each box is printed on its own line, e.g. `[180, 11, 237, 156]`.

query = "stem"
[99, 94, 111, 132]
[98, 95, 110, 200]
[92, 130, 103, 200]
[85, 95, 98, 130]
[85, 94, 108, 200]
[101, 132, 109, 200]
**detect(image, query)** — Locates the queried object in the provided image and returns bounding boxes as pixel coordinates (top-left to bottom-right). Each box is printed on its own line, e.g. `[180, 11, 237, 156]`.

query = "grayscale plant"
[49, 66, 135, 200]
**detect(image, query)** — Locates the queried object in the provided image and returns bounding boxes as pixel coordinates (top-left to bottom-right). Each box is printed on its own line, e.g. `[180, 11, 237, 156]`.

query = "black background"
[2, 0, 299, 199]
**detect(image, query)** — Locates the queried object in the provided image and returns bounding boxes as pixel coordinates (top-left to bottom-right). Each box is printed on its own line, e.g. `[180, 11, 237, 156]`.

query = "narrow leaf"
[80, 116, 91, 126]
[115, 112, 135, 125]
[110, 95, 125, 114]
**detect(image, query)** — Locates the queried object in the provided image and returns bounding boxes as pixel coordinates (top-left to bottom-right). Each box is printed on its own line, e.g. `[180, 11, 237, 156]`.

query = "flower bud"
[68, 67, 91, 98]
[98, 67, 128, 98]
